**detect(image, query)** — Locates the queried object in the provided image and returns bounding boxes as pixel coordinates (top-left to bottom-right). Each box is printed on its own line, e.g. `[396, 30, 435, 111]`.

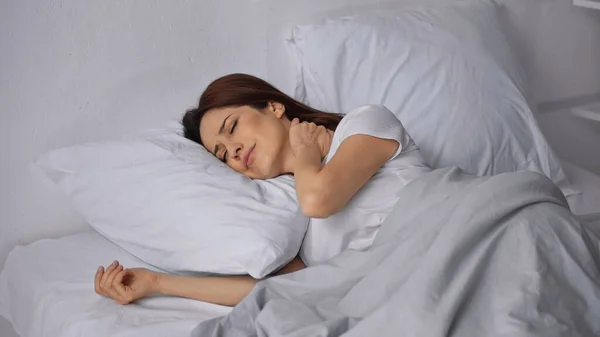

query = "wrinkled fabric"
[193, 167, 600, 337]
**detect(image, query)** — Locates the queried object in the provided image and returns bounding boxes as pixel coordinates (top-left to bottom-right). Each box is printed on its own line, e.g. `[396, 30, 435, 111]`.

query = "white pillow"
[35, 126, 307, 279]
[287, 0, 577, 196]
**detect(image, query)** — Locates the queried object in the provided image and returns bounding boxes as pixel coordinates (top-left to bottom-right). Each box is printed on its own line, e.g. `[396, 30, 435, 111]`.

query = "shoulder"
[329, 104, 415, 162]
[336, 104, 406, 139]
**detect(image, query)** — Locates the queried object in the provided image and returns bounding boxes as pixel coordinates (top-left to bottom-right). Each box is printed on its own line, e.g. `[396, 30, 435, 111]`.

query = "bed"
[0, 231, 232, 337]
[3, 0, 600, 334]
[0, 160, 598, 337]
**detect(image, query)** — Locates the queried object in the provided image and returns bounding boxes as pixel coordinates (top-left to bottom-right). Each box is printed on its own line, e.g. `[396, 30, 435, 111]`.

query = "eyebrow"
[219, 114, 232, 135]
[213, 114, 232, 156]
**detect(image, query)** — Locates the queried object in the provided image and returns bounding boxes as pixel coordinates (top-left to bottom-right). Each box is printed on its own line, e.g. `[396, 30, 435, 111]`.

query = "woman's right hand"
[95, 260, 159, 305]
[289, 118, 332, 159]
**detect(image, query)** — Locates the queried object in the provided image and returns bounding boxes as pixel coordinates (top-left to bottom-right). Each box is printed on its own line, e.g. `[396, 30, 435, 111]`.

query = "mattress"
[0, 231, 231, 337]
[1, 161, 598, 337]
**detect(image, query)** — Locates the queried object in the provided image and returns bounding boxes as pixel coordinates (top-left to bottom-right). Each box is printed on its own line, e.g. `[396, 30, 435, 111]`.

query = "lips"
[243, 145, 255, 168]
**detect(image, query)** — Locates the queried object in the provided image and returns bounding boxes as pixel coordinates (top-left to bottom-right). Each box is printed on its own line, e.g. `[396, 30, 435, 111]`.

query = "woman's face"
[199, 102, 292, 179]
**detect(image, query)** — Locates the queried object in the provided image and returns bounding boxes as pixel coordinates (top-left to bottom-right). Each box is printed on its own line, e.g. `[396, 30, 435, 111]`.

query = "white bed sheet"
[0, 231, 231, 337]
[562, 160, 600, 216]
[1, 161, 598, 337]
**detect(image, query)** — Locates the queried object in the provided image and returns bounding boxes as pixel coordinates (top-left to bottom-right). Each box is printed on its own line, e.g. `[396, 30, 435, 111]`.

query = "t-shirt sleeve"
[336, 105, 413, 160]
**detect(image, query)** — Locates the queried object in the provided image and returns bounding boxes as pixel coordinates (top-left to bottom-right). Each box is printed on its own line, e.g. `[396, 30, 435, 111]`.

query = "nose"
[226, 142, 243, 161]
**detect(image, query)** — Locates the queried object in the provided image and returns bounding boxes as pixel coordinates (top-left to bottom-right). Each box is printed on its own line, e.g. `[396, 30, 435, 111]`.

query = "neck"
[280, 142, 296, 175]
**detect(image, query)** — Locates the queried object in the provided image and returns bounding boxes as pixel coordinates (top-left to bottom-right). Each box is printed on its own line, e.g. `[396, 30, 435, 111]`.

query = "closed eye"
[221, 150, 228, 163]
[219, 119, 238, 163]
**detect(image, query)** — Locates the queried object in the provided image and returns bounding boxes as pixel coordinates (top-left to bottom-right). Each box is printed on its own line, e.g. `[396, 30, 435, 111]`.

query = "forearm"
[153, 257, 306, 307]
[155, 273, 256, 307]
[294, 144, 322, 177]
[293, 145, 326, 211]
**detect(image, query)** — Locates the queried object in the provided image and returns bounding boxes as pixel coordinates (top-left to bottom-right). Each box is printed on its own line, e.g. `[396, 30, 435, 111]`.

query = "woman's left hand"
[95, 261, 158, 305]
[289, 118, 331, 158]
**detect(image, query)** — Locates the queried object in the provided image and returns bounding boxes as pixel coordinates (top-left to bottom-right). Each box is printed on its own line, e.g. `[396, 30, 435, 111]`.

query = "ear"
[269, 101, 286, 118]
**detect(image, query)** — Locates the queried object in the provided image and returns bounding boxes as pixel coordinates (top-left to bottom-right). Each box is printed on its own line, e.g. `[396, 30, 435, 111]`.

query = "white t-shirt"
[299, 105, 432, 266]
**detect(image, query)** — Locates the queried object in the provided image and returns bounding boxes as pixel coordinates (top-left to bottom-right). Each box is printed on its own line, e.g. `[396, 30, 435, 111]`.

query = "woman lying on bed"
[94, 73, 431, 307]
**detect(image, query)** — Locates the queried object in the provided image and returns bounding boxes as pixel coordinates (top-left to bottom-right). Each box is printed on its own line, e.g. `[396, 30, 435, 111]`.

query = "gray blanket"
[193, 167, 600, 337]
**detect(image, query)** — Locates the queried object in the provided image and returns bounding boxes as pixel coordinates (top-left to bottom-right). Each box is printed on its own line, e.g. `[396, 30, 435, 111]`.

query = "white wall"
[501, 0, 600, 103]
[1, 0, 599, 335]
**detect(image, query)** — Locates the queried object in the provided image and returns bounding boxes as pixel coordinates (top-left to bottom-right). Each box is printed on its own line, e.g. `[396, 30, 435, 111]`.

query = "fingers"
[106, 263, 123, 285]
[101, 260, 119, 285]
[95, 266, 104, 295]
[112, 269, 131, 304]
[291, 119, 318, 131]
[289, 119, 328, 152]
[96, 260, 129, 304]
[104, 264, 124, 299]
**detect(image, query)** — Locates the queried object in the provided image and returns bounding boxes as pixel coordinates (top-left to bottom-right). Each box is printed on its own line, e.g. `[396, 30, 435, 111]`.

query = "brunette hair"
[182, 73, 343, 146]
